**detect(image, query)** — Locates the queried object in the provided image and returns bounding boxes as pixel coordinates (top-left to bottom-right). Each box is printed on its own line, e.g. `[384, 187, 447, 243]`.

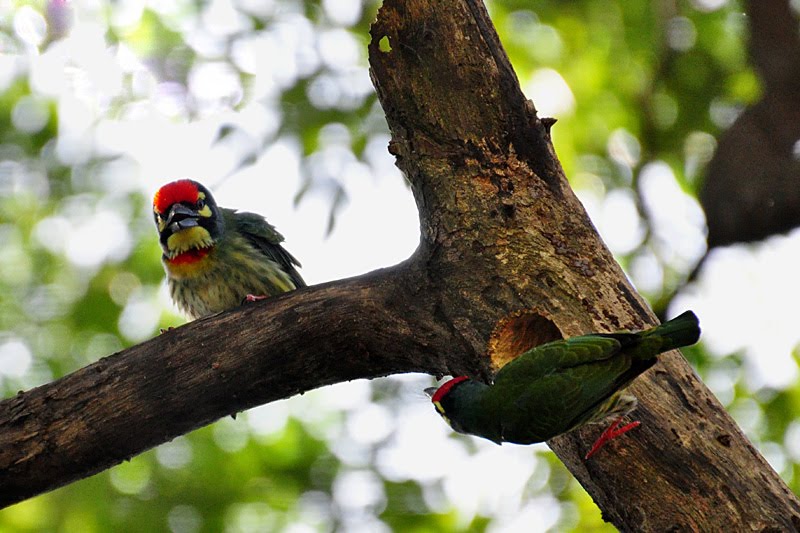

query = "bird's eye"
[196, 198, 205, 209]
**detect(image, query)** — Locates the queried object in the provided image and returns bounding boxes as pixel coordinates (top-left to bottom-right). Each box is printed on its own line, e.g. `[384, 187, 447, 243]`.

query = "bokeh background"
[2, 0, 799, 531]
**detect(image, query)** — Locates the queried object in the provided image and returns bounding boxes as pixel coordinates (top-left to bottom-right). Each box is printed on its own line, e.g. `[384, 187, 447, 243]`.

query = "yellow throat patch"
[166, 226, 214, 258]
[164, 226, 215, 279]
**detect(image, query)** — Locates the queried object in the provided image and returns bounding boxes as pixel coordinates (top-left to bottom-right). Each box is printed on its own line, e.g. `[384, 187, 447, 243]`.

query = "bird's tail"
[641, 310, 701, 352]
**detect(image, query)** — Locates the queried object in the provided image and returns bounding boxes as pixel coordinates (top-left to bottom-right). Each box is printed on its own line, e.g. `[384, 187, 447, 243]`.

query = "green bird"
[153, 179, 305, 319]
[426, 311, 700, 459]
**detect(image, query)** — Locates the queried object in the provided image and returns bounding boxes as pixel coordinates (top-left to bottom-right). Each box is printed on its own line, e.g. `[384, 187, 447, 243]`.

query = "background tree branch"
[700, 0, 800, 248]
[2, 0, 799, 529]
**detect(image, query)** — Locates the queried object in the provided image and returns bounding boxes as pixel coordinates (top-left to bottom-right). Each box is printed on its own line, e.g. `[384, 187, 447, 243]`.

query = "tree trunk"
[1, 0, 798, 529]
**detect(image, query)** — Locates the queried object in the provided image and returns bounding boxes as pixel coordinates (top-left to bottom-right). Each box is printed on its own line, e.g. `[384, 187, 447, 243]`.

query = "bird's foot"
[242, 294, 268, 304]
[159, 327, 174, 334]
[584, 417, 641, 460]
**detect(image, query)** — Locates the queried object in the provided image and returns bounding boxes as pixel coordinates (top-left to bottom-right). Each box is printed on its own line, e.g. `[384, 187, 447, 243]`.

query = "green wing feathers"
[494, 335, 624, 385]
[496, 311, 699, 383]
[489, 311, 700, 442]
[228, 209, 306, 289]
[432, 311, 700, 445]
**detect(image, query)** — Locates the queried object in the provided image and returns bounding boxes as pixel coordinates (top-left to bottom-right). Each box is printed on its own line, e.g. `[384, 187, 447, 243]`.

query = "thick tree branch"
[3, 0, 800, 529]
[0, 266, 480, 508]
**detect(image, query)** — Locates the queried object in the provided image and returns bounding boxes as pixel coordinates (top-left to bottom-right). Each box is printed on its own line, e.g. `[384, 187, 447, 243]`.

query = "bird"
[152, 179, 305, 319]
[426, 311, 700, 459]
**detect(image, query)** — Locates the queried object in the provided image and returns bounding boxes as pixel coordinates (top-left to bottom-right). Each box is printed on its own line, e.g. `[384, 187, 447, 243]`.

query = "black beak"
[424, 387, 438, 398]
[164, 204, 200, 235]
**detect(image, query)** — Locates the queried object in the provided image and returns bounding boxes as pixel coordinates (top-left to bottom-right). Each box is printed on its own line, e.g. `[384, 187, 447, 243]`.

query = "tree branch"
[0, 266, 480, 508]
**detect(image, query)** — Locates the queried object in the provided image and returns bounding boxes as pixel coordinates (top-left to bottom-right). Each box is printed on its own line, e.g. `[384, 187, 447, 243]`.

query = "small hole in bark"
[378, 35, 392, 52]
[488, 309, 562, 371]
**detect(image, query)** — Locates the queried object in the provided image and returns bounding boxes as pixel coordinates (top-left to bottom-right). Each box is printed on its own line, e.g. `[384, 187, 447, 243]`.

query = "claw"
[584, 417, 641, 460]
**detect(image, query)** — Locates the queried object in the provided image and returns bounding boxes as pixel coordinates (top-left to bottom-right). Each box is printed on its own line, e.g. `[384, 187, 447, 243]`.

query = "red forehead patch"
[153, 180, 200, 214]
[431, 376, 470, 403]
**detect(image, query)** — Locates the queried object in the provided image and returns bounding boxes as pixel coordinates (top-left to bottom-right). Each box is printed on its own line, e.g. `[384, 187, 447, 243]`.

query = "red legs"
[584, 417, 641, 460]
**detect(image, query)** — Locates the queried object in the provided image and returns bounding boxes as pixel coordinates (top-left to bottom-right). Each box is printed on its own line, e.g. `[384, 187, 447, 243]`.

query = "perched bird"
[153, 179, 305, 319]
[426, 311, 700, 459]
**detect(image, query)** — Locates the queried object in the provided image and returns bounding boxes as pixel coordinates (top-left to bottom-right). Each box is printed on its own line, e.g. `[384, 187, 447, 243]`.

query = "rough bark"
[369, 0, 800, 530]
[1, 0, 799, 529]
[0, 267, 491, 507]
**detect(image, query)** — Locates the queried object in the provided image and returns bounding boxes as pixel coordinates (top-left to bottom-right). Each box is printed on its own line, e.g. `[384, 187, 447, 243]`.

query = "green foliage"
[0, 0, 796, 531]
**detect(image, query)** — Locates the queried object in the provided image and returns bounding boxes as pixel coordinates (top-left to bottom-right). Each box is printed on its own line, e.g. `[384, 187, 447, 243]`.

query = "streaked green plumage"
[153, 180, 305, 319]
[429, 311, 700, 446]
